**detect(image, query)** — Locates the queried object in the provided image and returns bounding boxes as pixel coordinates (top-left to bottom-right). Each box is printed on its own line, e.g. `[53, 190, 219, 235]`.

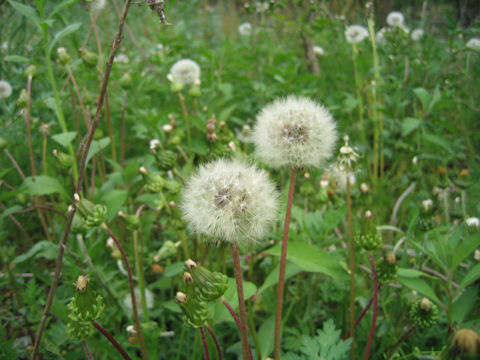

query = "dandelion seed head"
[345, 25, 369, 44]
[466, 217, 480, 228]
[467, 38, 480, 51]
[238, 22, 252, 36]
[181, 159, 279, 244]
[386, 11, 405, 27]
[313, 45, 325, 55]
[411, 28, 424, 41]
[253, 96, 337, 169]
[0, 80, 12, 99]
[168, 59, 201, 86]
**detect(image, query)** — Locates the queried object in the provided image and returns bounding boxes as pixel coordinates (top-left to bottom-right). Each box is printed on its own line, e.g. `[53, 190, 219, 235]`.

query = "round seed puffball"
[0, 80, 12, 99]
[345, 25, 369, 44]
[168, 59, 201, 85]
[253, 96, 337, 169]
[181, 159, 278, 244]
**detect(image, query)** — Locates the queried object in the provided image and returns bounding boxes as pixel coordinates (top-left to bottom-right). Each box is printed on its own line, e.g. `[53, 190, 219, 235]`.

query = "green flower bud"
[66, 320, 95, 341]
[120, 72, 133, 89]
[154, 240, 178, 262]
[355, 233, 383, 251]
[189, 84, 201, 97]
[175, 291, 208, 328]
[24, 64, 37, 78]
[376, 253, 398, 284]
[71, 211, 89, 234]
[155, 150, 177, 171]
[409, 297, 439, 329]
[139, 166, 165, 192]
[53, 149, 74, 170]
[16, 193, 28, 205]
[79, 48, 98, 67]
[117, 211, 140, 231]
[85, 204, 107, 228]
[415, 216, 436, 232]
[17, 89, 27, 109]
[57, 47, 72, 66]
[170, 81, 184, 93]
[184, 259, 228, 301]
[164, 179, 181, 194]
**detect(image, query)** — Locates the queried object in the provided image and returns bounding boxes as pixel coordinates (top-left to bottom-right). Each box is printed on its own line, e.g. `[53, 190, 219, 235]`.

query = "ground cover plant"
[1, 0, 480, 359]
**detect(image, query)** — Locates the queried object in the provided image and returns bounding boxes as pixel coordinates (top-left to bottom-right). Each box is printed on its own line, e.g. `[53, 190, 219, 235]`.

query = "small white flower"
[150, 139, 161, 152]
[106, 237, 115, 248]
[466, 217, 480, 228]
[313, 46, 325, 56]
[114, 53, 129, 64]
[345, 25, 369, 44]
[163, 124, 173, 132]
[126, 325, 137, 335]
[474, 249, 480, 261]
[123, 288, 154, 316]
[238, 22, 252, 36]
[386, 11, 405, 27]
[320, 179, 329, 188]
[1, 41, 8, 52]
[237, 124, 253, 143]
[411, 28, 424, 41]
[253, 96, 337, 169]
[466, 38, 480, 51]
[360, 183, 369, 194]
[0, 80, 12, 99]
[412, 156, 418, 165]
[168, 59, 201, 86]
[422, 199, 433, 212]
[181, 159, 279, 244]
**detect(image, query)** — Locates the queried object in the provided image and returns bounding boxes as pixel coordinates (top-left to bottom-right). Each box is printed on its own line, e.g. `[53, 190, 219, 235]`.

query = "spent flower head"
[181, 159, 278, 244]
[238, 22, 252, 36]
[345, 25, 369, 44]
[386, 11, 405, 27]
[168, 59, 201, 86]
[466, 217, 480, 228]
[313, 45, 325, 56]
[0, 80, 12, 99]
[466, 38, 480, 51]
[411, 28, 424, 41]
[253, 96, 337, 169]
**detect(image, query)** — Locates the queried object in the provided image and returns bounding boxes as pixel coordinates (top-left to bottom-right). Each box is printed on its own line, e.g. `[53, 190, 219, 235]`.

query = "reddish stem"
[274, 169, 296, 360]
[363, 253, 379, 360]
[200, 327, 210, 360]
[206, 326, 223, 360]
[93, 321, 132, 360]
[82, 341, 93, 360]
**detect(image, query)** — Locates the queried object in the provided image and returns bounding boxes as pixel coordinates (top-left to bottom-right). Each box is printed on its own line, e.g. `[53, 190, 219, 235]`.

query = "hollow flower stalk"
[181, 158, 278, 244]
[252, 96, 337, 169]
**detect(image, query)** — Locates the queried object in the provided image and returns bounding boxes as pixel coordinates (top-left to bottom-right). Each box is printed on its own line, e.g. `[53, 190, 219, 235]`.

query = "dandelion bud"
[228, 141, 236, 151]
[76, 275, 88, 291]
[175, 292, 187, 304]
[39, 123, 51, 136]
[303, 172, 310, 179]
[74, 193, 81, 202]
[169, 201, 176, 208]
[155, 150, 177, 171]
[409, 298, 439, 329]
[85, 204, 107, 228]
[139, 166, 165, 192]
[420, 297, 432, 312]
[57, 47, 72, 66]
[421, 199, 433, 212]
[117, 211, 140, 230]
[53, 149, 74, 170]
[150, 139, 161, 152]
[376, 253, 398, 284]
[474, 249, 480, 261]
[126, 325, 137, 335]
[189, 84, 201, 97]
[78, 48, 98, 67]
[186, 263, 228, 301]
[365, 210, 373, 219]
[120, 72, 133, 89]
[154, 240, 178, 261]
[185, 259, 197, 269]
[17, 89, 27, 109]
[163, 124, 173, 133]
[183, 272, 193, 282]
[360, 183, 369, 194]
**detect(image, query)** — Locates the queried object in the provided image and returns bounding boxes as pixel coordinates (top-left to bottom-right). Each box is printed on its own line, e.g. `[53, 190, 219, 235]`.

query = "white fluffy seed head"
[0, 80, 12, 99]
[313, 45, 325, 55]
[238, 22, 252, 36]
[386, 11, 405, 27]
[411, 28, 424, 41]
[168, 59, 201, 86]
[181, 159, 279, 245]
[467, 38, 480, 51]
[466, 217, 480, 228]
[345, 25, 369, 44]
[253, 96, 337, 169]
[89, 0, 106, 13]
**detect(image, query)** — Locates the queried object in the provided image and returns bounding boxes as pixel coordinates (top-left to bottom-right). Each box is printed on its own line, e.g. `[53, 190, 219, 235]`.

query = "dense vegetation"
[1, 1, 479, 359]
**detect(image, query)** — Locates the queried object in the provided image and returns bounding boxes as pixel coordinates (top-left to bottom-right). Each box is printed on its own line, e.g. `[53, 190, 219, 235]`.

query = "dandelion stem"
[346, 171, 356, 360]
[363, 253, 378, 360]
[103, 225, 148, 360]
[120, 91, 128, 167]
[231, 243, 253, 360]
[178, 93, 191, 149]
[82, 341, 93, 360]
[200, 327, 210, 360]
[205, 326, 223, 360]
[93, 321, 132, 360]
[274, 169, 296, 360]
[4, 149, 25, 180]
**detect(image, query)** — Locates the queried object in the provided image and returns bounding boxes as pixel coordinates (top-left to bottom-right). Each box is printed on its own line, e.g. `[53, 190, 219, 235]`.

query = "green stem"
[175, 323, 186, 360]
[347, 171, 356, 360]
[134, 229, 149, 322]
[351, 44, 365, 144]
[443, 189, 450, 224]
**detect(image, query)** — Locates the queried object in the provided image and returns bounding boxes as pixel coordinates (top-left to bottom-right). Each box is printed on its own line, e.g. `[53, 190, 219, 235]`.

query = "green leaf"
[218, 104, 237, 124]
[50, 0, 78, 17]
[258, 262, 302, 294]
[428, 86, 441, 113]
[48, 22, 82, 54]
[103, 189, 128, 222]
[13, 241, 58, 264]
[22, 176, 67, 198]
[4, 55, 31, 63]
[8, 1, 41, 29]
[399, 276, 441, 306]
[86, 138, 110, 164]
[162, 262, 184, 277]
[266, 242, 348, 280]
[212, 278, 256, 324]
[0, 205, 23, 220]
[51, 131, 77, 148]
[257, 316, 275, 359]
[452, 233, 480, 271]
[413, 87, 430, 112]
[423, 133, 454, 154]
[459, 263, 480, 290]
[397, 268, 432, 278]
[401, 117, 422, 137]
[451, 286, 477, 324]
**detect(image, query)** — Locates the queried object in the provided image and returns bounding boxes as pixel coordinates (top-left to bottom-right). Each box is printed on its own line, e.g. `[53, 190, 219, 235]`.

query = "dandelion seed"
[411, 28, 424, 41]
[421, 199, 433, 212]
[0, 80, 12, 99]
[386, 11, 405, 28]
[168, 59, 201, 86]
[466, 38, 480, 51]
[313, 46, 325, 56]
[253, 96, 337, 169]
[181, 159, 278, 244]
[238, 22, 252, 36]
[466, 217, 480, 228]
[345, 25, 369, 44]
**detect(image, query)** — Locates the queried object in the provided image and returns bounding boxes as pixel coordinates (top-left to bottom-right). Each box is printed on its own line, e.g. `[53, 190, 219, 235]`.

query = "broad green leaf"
[48, 23, 82, 54]
[451, 286, 477, 324]
[266, 242, 348, 280]
[86, 137, 110, 164]
[0, 205, 23, 220]
[8, 1, 41, 29]
[399, 276, 441, 306]
[423, 133, 454, 154]
[428, 87, 441, 112]
[4, 55, 31, 63]
[22, 176, 67, 197]
[257, 316, 275, 359]
[459, 263, 480, 290]
[452, 233, 480, 271]
[51, 131, 77, 148]
[163, 262, 184, 277]
[191, 137, 208, 155]
[162, 299, 181, 313]
[397, 268, 430, 278]
[103, 189, 128, 222]
[218, 104, 237, 123]
[51, 0, 78, 17]
[258, 262, 302, 294]
[413, 87, 430, 112]
[212, 278, 256, 324]
[401, 117, 422, 137]
[13, 241, 58, 264]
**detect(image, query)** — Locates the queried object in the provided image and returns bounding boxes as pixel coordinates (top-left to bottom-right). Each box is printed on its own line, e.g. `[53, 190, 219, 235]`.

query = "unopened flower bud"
[163, 124, 173, 133]
[175, 292, 187, 304]
[57, 47, 72, 66]
[120, 72, 133, 89]
[360, 183, 369, 194]
[79, 48, 98, 67]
